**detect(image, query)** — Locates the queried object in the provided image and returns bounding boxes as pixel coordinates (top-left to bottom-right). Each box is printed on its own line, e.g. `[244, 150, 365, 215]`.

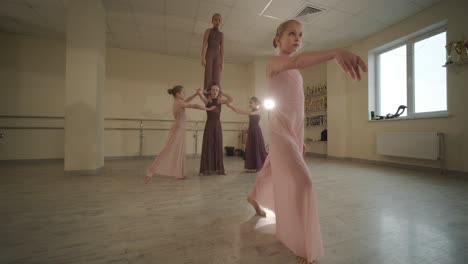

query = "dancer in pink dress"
[145, 86, 216, 182]
[247, 20, 367, 264]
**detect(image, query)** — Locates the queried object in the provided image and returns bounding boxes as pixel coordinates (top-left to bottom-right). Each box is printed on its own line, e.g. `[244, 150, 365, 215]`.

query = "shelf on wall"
[306, 92, 327, 98]
[443, 59, 468, 67]
[307, 109, 327, 114]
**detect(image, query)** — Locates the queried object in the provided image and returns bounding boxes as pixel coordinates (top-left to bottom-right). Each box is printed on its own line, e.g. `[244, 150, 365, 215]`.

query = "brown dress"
[244, 114, 267, 171]
[199, 98, 225, 175]
[204, 27, 223, 92]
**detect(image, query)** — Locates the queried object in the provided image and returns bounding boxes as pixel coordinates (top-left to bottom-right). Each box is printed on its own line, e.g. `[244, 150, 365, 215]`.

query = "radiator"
[376, 132, 444, 160]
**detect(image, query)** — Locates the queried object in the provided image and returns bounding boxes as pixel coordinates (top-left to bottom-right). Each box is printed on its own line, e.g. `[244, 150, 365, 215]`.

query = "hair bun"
[167, 88, 173, 95]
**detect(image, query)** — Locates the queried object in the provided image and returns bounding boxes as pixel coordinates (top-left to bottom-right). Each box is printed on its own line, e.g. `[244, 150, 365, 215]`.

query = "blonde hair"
[273, 19, 302, 48]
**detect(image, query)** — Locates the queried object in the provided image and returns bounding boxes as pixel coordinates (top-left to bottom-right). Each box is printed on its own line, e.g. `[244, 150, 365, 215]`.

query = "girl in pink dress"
[247, 20, 367, 264]
[145, 86, 216, 182]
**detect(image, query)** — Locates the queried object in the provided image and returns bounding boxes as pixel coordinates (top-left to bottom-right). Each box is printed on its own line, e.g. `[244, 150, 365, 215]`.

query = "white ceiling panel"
[306, 0, 343, 9]
[196, 1, 232, 23]
[334, 0, 374, 15]
[410, 0, 441, 8]
[310, 9, 354, 30]
[203, 0, 236, 7]
[141, 30, 165, 53]
[222, 25, 248, 43]
[130, 0, 165, 15]
[165, 30, 191, 54]
[359, 0, 424, 26]
[165, 15, 194, 34]
[262, 0, 303, 20]
[0, 1, 43, 25]
[0, 0, 444, 64]
[234, 0, 271, 13]
[223, 7, 258, 29]
[332, 14, 388, 40]
[102, 0, 130, 13]
[166, 0, 198, 18]
[134, 13, 164, 29]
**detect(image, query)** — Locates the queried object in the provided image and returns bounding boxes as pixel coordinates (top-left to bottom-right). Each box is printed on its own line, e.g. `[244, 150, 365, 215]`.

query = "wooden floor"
[1, 156, 467, 264]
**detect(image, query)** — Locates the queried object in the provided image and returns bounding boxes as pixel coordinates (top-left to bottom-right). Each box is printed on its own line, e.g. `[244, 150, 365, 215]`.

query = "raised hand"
[334, 49, 368, 81]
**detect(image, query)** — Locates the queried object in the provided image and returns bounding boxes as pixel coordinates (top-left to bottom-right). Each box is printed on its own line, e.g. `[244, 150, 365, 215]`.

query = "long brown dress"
[244, 114, 267, 171]
[199, 98, 225, 175]
[204, 27, 223, 92]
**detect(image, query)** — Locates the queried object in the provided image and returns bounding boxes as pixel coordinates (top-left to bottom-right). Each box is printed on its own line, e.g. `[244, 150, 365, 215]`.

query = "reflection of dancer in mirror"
[227, 97, 267, 173]
[202, 13, 224, 93]
[198, 85, 232, 175]
[247, 20, 367, 264]
[145, 86, 216, 183]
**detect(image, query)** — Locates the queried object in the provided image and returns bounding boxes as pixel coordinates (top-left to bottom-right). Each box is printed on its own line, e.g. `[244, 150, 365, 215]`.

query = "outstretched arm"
[268, 48, 367, 80]
[184, 91, 199, 103]
[227, 104, 250, 115]
[219, 92, 233, 105]
[197, 89, 209, 104]
[180, 101, 216, 111]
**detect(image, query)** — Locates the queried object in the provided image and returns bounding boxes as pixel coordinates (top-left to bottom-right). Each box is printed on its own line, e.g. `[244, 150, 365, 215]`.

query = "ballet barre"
[1, 115, 248, 158]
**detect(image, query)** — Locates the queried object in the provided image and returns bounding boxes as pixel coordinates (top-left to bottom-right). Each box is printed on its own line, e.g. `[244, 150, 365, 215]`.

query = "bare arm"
[180, 102, 215, 111]
[268, 48, 367, 80]
[197, 89, 209, 104]
[201, 29, 209, 67]
[219, 92, 233, 105]
[184, 91, 198, 103]
[227, 104, 250, 115]
[220, 33, 224, 70]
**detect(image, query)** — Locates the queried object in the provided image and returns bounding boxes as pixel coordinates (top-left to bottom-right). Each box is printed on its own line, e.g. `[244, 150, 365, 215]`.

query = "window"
[370, 22, 447, 119]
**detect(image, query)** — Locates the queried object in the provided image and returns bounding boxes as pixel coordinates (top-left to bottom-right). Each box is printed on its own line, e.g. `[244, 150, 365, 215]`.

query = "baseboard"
[305, 152, 328, 158]
[65, 166, 104, 176]
[326, 155, 468, 177]
[105, 155, 153, 160]
[0, 158, 64, 164]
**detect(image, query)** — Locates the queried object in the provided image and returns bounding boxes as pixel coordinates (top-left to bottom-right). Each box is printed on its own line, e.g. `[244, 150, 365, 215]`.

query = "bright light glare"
[263, 99, 276, 110]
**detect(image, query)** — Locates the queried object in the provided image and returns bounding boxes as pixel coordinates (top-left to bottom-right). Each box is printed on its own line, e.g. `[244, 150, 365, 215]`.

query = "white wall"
[327, 0, 468, 172]
[0, 33, 252, 160]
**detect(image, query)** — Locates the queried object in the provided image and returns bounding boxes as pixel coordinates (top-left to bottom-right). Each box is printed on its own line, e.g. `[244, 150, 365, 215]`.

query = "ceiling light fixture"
[259, 0, 273, 16]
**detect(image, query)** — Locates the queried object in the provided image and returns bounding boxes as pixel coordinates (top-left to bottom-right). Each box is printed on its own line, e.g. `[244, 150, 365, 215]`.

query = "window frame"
[369, 21, 448, 120]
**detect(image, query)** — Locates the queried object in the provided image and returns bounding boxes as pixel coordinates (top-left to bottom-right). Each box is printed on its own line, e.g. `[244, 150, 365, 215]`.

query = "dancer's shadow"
[239, 213, 294, 264]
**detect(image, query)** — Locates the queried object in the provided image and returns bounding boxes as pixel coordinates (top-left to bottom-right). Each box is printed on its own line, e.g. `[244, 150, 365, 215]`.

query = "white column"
[64, 0, 106, 174]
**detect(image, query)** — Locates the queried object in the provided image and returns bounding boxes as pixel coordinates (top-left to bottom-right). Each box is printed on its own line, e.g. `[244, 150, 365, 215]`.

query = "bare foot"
[144, 175, 152, 184]
[144, 169, 153, 184]
[247, 197, 266, 217]
[296, 256, 317, 264]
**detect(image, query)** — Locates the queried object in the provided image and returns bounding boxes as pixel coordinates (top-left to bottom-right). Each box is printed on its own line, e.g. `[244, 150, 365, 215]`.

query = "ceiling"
[0, 0, 441, 64]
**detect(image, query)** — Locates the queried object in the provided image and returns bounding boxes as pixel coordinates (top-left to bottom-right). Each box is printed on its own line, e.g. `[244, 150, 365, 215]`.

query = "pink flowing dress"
[249, 69, 324, 262]
[147, 100, 186, 179]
